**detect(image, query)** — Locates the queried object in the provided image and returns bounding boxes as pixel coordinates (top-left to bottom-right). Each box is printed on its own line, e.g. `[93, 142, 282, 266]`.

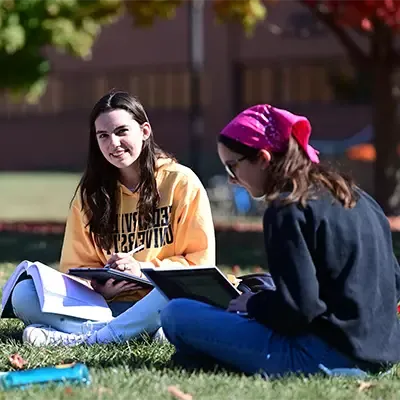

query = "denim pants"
[11, 278, 168, 342]
[160, 298, 365, 378]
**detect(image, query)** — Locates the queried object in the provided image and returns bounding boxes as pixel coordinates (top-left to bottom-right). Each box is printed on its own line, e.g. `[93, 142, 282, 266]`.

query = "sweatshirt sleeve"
[246, 203, 327, 334]
[150, 175, 216, 268]
[59, 197, 104, 274]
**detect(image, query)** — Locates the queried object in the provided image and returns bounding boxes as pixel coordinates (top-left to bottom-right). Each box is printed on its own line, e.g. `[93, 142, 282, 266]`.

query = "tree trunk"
[371, 26, 400, 215]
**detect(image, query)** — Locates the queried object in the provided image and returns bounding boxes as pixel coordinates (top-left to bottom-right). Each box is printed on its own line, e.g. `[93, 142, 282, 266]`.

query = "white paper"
[1, 261, 113, 322]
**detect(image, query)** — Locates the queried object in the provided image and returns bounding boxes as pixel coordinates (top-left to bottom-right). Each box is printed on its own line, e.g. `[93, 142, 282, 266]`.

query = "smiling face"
[217, 142, 271, 199]
[95, 109, 151, 171]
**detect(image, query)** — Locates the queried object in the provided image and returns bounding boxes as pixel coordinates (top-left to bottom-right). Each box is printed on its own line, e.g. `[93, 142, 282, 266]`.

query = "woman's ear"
[259, 149, 271, 170]
[141, 122, 152, 140]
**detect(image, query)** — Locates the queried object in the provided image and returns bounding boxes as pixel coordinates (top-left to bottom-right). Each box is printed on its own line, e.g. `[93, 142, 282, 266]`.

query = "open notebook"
[1, 260, 113, 322]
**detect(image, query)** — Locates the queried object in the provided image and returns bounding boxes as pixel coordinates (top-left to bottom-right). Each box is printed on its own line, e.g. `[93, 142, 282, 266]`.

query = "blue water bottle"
[0, 363, 91, 389]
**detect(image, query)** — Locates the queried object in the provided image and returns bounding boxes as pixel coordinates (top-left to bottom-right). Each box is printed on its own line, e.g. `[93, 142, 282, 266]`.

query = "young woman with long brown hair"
[11, 90, 215, 346]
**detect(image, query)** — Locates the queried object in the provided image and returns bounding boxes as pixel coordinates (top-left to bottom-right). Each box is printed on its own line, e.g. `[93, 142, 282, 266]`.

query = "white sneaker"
[22, 324, 94, 347]
[152, 327, 167, 343]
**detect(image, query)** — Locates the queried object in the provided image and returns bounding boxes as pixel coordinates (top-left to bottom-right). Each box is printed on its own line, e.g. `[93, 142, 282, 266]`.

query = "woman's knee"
[11, 279, 39, 316]
[161, 298, 206, 336]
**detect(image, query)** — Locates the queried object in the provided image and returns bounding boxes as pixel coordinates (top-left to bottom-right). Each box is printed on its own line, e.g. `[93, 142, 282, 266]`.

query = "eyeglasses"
[224, 155, 247, 180]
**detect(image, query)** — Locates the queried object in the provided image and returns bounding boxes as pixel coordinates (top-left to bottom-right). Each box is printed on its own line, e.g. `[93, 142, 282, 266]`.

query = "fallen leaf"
[167, 385, 193, 400]
[8, 353, 27, 370]
[97, 387, 112, 395]
[64, 387, 74, 395]
[358, 381, 377, 392]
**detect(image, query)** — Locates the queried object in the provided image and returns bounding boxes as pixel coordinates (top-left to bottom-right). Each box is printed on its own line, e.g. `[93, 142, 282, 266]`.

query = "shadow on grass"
[0, 230, 268, 267]
[2, 230, 400, 267]
[0, 232, 64, 264]
[0, 319, 24, 342]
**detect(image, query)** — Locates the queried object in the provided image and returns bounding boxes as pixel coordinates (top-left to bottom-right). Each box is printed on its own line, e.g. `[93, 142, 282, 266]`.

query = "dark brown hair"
[218, 134, 359, 208]
[75, 90, 173, 251]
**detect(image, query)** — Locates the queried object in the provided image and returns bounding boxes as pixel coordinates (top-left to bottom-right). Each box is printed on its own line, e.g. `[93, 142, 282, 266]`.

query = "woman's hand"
[106, 252, 143, 278]
[227, 292, 256, 313]
[91, 278, 141, 300]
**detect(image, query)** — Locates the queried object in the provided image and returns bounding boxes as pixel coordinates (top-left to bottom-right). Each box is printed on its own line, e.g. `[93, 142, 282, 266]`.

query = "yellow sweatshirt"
[59, 158, 216, 302]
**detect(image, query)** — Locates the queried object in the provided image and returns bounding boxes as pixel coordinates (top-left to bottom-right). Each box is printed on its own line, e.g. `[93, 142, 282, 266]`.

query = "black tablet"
[68, 268, 154, 289]
[141, 266, 240, 309]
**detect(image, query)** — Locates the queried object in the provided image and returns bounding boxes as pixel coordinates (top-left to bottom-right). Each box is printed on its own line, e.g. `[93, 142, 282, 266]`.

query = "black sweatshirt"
[246, 189, 400, 369]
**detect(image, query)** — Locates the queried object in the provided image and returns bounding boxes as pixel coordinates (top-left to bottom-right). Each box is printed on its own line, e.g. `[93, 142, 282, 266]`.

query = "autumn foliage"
[303, 0, 400, 30]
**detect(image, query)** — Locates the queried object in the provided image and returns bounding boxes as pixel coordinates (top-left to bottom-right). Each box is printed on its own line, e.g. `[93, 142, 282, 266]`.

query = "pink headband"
[220, 104, 320, 163]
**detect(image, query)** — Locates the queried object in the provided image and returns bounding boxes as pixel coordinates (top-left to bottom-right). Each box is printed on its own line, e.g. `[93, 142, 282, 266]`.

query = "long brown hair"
[218, 134, 359, 208]
[75, 90, 174, 251]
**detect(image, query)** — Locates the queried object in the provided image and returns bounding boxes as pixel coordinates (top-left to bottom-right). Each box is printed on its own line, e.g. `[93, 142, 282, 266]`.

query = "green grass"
[0, 172, 256, 224]
[0, 172, 80, 222]
[0, 263, 399, 399]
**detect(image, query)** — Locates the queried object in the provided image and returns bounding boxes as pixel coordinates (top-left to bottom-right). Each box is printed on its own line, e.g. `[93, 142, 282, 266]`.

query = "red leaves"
[302, 0, 400, 32]
[64, 387, 74, 396]
[0, 221, 65, 234]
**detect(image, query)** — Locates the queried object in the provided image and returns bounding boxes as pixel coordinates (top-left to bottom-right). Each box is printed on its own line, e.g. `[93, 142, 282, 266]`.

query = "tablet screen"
[141, 267, 240, 309]
[68, 268, 153, 289]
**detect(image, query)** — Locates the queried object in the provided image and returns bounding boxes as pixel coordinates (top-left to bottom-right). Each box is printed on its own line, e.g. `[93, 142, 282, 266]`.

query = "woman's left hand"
[227, 292, 256, 313]
[106, 252, 142, 277]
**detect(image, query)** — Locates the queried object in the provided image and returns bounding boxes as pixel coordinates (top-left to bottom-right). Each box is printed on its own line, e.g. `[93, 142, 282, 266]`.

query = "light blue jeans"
[161, 299, 369, 378]
[11, 278, 168, 342]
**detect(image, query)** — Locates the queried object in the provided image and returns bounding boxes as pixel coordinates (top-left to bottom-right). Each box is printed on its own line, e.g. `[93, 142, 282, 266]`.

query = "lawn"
[0, 263, 399, 400]
[0, 172, 80, 222]
[1, 173, 400, 398]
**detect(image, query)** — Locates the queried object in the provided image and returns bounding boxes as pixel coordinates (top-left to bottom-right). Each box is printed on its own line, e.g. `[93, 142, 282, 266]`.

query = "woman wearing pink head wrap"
[161, 104, 400, 378]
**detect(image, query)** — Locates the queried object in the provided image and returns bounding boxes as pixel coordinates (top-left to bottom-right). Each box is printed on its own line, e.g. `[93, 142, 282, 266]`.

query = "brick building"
[0, 1, 372, 189]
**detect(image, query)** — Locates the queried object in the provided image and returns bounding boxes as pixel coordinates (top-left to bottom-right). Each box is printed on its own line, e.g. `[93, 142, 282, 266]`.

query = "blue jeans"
[161, 299, 366, 378]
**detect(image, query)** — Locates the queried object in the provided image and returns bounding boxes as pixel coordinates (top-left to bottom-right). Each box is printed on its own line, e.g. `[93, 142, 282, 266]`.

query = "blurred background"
[1, 0, 400, 269]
